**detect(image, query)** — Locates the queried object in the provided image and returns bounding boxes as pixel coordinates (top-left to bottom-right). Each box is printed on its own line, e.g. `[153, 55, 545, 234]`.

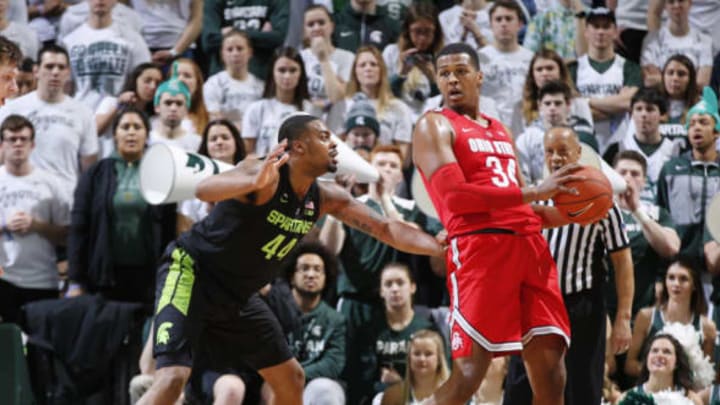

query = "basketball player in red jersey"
[413, 43, 583, 405]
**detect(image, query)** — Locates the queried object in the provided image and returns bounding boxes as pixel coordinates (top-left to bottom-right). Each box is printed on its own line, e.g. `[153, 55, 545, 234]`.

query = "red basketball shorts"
[447, 231, 571, 359]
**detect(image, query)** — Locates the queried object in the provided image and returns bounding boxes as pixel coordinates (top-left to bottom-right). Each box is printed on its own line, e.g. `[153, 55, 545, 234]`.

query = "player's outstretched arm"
[195, 140, 290, 202]
[319, 182, 446, 257]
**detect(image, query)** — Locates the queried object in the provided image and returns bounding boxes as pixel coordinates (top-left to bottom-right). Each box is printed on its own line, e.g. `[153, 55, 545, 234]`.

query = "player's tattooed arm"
[319, 181, 446, 257]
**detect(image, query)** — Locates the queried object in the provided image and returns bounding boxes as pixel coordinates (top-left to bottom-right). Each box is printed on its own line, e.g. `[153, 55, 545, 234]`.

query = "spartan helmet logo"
[156, 322, 173, 345]
[356, 116, 365, 126]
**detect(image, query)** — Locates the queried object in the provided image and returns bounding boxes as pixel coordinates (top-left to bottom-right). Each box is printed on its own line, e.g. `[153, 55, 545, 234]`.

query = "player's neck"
[386, 305, 414, 330]
[692, 145, 718, 163]
[292, 289, 320, 313]
[287, 163, 315, 200]
[668, 19, 690, 37]
[588, 47, 615, 63]
[5, 160, 32, 176]
[228, 67, 248, 81]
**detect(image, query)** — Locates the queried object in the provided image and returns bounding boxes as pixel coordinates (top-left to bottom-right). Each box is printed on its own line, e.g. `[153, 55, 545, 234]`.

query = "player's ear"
[476, 70, 484, 88]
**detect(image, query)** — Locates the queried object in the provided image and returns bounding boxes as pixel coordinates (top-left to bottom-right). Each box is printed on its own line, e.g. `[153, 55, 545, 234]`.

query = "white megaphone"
[140, 143, 234, 204]
[321, 133, 379, 183]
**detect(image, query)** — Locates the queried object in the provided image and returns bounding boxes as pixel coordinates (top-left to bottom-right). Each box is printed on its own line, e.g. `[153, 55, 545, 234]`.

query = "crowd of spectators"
[1, 0, 720, 404]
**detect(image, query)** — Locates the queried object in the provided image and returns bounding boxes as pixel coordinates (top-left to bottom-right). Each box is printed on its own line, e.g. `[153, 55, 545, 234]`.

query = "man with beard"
[138, 114, 446, 405]
[149, 78, 201, 152]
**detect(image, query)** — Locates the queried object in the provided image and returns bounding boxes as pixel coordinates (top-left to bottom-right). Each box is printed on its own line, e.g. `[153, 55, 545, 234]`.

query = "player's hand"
[533, 163, 584, 201]
[253, 140, 289, 190]
[310, 37, 330, 62]
[618, 180, 640, 212]
[611, 317, 632, 354]
[335, 173, 356, 194]
[7, 212, 33, 234]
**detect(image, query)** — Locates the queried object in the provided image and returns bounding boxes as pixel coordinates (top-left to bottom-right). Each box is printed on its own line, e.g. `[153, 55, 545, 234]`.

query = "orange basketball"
[553, 166, 613, 225]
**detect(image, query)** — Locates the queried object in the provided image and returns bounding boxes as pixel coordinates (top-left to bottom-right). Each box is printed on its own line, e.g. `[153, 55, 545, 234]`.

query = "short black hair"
[37, 43, 69, 67]
[435, 42, 479, 70]
[537, 80, 572, 102]
[489, 0, 525, 22]
[1, 114, 34, 141]
[277, 114, 319, 146]
[283, 241, 338, 297]
[613, 150, 647, 176]
[631, 86, 668, 115]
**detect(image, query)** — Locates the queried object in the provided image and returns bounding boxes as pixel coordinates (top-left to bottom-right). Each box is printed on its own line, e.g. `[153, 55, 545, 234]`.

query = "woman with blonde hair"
[377, 329, 449, 405]
[336, 46, 412, 162]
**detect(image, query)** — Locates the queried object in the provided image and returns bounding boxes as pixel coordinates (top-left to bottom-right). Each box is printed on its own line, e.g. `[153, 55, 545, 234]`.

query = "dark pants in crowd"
[504, 288, 606, 405]
[0, 278, 58, 324]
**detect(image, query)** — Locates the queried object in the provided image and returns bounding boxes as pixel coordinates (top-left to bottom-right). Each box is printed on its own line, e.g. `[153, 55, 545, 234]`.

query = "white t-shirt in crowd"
[203, 70, 264, 129]
[478, 45, 534, 126]
[301, 47, 355, 119]
[439, 5, 494, 50]
[0, 92, 98, 194]
[130, 0, 191, 49]
[1, 22, 40, 61]
[615, 0, 648, 31]
[61, 21, 151, 110]
[242, 98, 309, 156]
[0, 167, 71, 290]
[148, 128, 201, 152]
[641, 25, 713, 71]
[58, 2, 143, 40]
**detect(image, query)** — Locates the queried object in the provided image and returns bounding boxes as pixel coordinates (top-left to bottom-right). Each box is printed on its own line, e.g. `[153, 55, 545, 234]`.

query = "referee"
[503, 127, 634, 405]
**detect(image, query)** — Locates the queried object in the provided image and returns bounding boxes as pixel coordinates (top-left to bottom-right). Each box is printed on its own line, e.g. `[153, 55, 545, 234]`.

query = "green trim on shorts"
[156, 247, 196, 316]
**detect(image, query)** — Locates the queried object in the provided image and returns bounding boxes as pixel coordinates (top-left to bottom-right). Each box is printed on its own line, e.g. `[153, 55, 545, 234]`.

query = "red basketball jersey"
[420, 108, 541, 237]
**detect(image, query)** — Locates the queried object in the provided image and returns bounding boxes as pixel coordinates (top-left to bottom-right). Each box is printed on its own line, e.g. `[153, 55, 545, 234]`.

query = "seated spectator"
[203, 30, 264, 132]
[177, 119, 246, 233]
[357, 263, 436, 402]
[15, 57, 37, 98]
[382, 2, 442, 120]
[0, 44, 98, 197]
[516, 79, 598, 183]
[343, 92, 380, 155]
[438, 0, 493, 50]
[59, 0, 151, 110]
[0, 35, 20, 106]
[149, 78, 201, 152]
[167, 58, 209, 136]
[515, 48, 593, 134]
[625, 257, 716, 379]
[619, 333, 704, 404]
[95, 63, 163, 157]
[642, 0, 713, 88]
[523, 0, 587, 61]
[242, 46, 311, 157]
[0, 0, 40, 63]
[58, 0, 143, 41]
[375, 329, 450, 405]
[129, 0, 202, 66]
[609, 151, 680, 318]
[570, 7, 642, 156]
[478, 0, 534, 127]
[614, 87, 681, 187]
[656, 87, 720, 272]
[67, 106, 176, 307]
[332, 0, 399, 54]
[661, 54, 700, 148]
[280, 241, 347, 405]
[300, 5, 354, 120]
[200, 0, 288, 78]
[0, 115, 69, 324]
[331, 46, 413, 162]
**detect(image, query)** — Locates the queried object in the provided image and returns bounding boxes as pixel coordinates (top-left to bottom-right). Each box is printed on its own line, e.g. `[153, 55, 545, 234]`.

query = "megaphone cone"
[322, 134, 379, 183]
[140, 143, 234, 204]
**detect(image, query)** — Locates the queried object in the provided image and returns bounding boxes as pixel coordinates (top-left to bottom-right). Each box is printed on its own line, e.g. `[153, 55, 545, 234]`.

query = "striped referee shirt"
[538, 201, 630, 296]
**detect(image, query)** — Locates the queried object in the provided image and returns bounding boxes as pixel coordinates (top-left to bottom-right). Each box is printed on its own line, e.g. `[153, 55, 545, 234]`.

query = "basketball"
[553, 166, 613, 225]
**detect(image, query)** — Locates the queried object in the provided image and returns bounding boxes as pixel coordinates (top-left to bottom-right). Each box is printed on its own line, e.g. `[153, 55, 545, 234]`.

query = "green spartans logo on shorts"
[157, 322, 173, 345]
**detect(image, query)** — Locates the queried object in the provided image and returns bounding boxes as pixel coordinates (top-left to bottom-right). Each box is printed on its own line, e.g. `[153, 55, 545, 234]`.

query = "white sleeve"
[79, 105, 100, 156]
[390, 100, 413, 144]
[241, 100, 262, 139]
[203, 75, 222, 112]
[640, 31, 660, 67]
[95, 96, 118, 114]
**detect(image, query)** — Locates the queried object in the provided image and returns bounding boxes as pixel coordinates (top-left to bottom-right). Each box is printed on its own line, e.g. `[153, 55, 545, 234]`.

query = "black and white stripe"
[539, 202, 629, 295]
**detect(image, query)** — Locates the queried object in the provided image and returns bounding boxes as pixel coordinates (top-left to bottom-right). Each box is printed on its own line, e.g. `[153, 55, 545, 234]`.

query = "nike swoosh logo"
[462, 127, 473, 133]
[340, 31, 353, 37]
[567, 202, 594, 218]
